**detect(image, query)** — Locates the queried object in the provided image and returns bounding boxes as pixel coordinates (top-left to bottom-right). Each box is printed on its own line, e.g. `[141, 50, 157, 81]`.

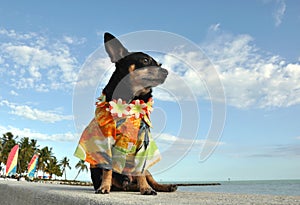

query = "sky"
[0, 0, 299, 182]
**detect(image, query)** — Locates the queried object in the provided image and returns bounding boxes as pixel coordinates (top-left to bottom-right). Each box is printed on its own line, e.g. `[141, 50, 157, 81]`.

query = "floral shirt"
[74, 95, 161, 174]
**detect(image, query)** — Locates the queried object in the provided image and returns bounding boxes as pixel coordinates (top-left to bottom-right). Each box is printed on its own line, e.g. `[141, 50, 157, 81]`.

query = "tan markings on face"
[136, 88, 151, 96]
[129, 64, 152, 96]
[129, 66, 150, 85]
[129, 64, 135, 72]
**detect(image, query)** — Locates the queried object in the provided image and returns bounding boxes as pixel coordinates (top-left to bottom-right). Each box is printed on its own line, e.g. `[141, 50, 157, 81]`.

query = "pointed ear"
[104, 32, 129, 63]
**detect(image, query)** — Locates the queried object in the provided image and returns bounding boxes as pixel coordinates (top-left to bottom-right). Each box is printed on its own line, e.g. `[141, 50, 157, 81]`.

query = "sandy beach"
[0, 180, 299, 205]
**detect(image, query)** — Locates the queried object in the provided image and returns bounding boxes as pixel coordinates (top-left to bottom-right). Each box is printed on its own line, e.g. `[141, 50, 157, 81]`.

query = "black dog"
[75, 32, 177, 195]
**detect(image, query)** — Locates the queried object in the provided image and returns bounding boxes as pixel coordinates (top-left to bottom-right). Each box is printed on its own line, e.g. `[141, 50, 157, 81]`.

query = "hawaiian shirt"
[74, 95, 161, 174]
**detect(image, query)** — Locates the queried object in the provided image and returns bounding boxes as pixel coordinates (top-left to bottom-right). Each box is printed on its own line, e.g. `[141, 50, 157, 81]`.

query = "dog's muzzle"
[160, 67, 168, 76]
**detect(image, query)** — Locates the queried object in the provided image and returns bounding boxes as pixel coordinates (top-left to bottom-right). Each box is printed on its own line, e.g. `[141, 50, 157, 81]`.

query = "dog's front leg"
[137, 172, 157, 195]
[97, 169, 112, 194]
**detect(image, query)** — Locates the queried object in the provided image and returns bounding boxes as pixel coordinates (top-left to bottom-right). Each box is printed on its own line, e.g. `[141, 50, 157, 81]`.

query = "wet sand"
[0, 180, 299, 205]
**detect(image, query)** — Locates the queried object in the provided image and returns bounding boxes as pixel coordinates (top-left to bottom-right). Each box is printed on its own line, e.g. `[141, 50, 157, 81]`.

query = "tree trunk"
[74, 170, 81, 181]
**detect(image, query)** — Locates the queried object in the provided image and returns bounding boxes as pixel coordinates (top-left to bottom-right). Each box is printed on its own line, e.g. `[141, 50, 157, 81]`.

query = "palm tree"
[0, 142, 3, 164]
[0, 132, 18, 164]
[18, 137, 38, 174]
[74, 160, 88, 180]
[37, 146, 53, 177]
[30, 139, 38, 152]
[60, 157, 71, 181]
[45, 156, 62, 179]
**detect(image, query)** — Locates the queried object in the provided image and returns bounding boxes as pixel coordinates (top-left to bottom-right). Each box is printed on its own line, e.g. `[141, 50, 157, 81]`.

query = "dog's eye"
[143, 58, 150, 65]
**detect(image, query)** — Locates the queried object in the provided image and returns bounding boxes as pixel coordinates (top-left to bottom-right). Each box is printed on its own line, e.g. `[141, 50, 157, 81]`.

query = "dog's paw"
[168, 184, 178, 192]
[140, 187, 157, 195]
[96, 185, 111, 194]
[122, 179, 130, 191]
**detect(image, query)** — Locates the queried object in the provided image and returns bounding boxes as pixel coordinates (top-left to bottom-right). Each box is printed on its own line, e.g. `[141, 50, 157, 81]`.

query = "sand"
[0, 180, 299, 205]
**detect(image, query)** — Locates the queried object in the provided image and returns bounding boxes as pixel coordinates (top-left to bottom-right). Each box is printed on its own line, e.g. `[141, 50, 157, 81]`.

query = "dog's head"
[103, 33, 168, 102]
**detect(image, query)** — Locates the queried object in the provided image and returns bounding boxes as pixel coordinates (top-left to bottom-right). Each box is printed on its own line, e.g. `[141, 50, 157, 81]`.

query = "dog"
[74, 32, 177, 195]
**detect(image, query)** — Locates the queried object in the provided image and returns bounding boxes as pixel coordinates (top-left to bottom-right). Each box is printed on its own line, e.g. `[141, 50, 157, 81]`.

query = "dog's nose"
[161, 68, 168, 75]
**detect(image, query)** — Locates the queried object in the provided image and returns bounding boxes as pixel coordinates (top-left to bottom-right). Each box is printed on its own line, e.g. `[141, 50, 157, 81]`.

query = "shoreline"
[1, 180, 300, 205]
[0, 176, 221, 187]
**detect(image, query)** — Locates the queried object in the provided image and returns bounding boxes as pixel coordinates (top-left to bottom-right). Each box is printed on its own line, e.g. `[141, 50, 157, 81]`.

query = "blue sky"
[0, 0, 299, 182]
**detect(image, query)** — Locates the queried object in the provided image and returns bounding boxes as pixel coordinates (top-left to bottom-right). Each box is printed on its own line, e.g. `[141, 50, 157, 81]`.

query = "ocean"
[177, 180, 300, 196]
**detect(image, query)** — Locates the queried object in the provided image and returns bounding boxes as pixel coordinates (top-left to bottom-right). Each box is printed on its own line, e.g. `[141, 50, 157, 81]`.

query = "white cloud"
[0, 100, 73, 123]
[0, 125, 77, 142]
[10, 90, 18, 96]
[81, 29, 300, 110]
[209, 23, 221, 32]
[154, 28, 299, 109]
[273, 0, 286, 27]
[4, 27, 297, 110]
[154, 132, 225, 149]
[242, 144, 300, 158]
[202, 31, 300, 108]
[0, 28, 37, 40]
[75, 56, 112, 89]
[263, 0, 286, 27]
[225, 142, 300, 159]
[63, 35, 86, 45]
[0, 28, 80, 92]
[153, 51, 213, 102]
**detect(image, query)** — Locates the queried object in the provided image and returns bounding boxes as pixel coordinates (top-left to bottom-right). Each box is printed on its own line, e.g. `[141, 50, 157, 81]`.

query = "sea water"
[178, 180, 300, 196]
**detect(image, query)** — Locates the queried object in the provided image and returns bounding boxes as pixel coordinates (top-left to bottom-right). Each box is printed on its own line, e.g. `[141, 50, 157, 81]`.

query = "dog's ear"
[104, 32, 129, 63]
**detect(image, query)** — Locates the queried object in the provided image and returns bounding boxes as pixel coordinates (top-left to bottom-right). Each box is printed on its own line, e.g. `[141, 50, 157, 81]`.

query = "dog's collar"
[96, 94, 153, 120]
